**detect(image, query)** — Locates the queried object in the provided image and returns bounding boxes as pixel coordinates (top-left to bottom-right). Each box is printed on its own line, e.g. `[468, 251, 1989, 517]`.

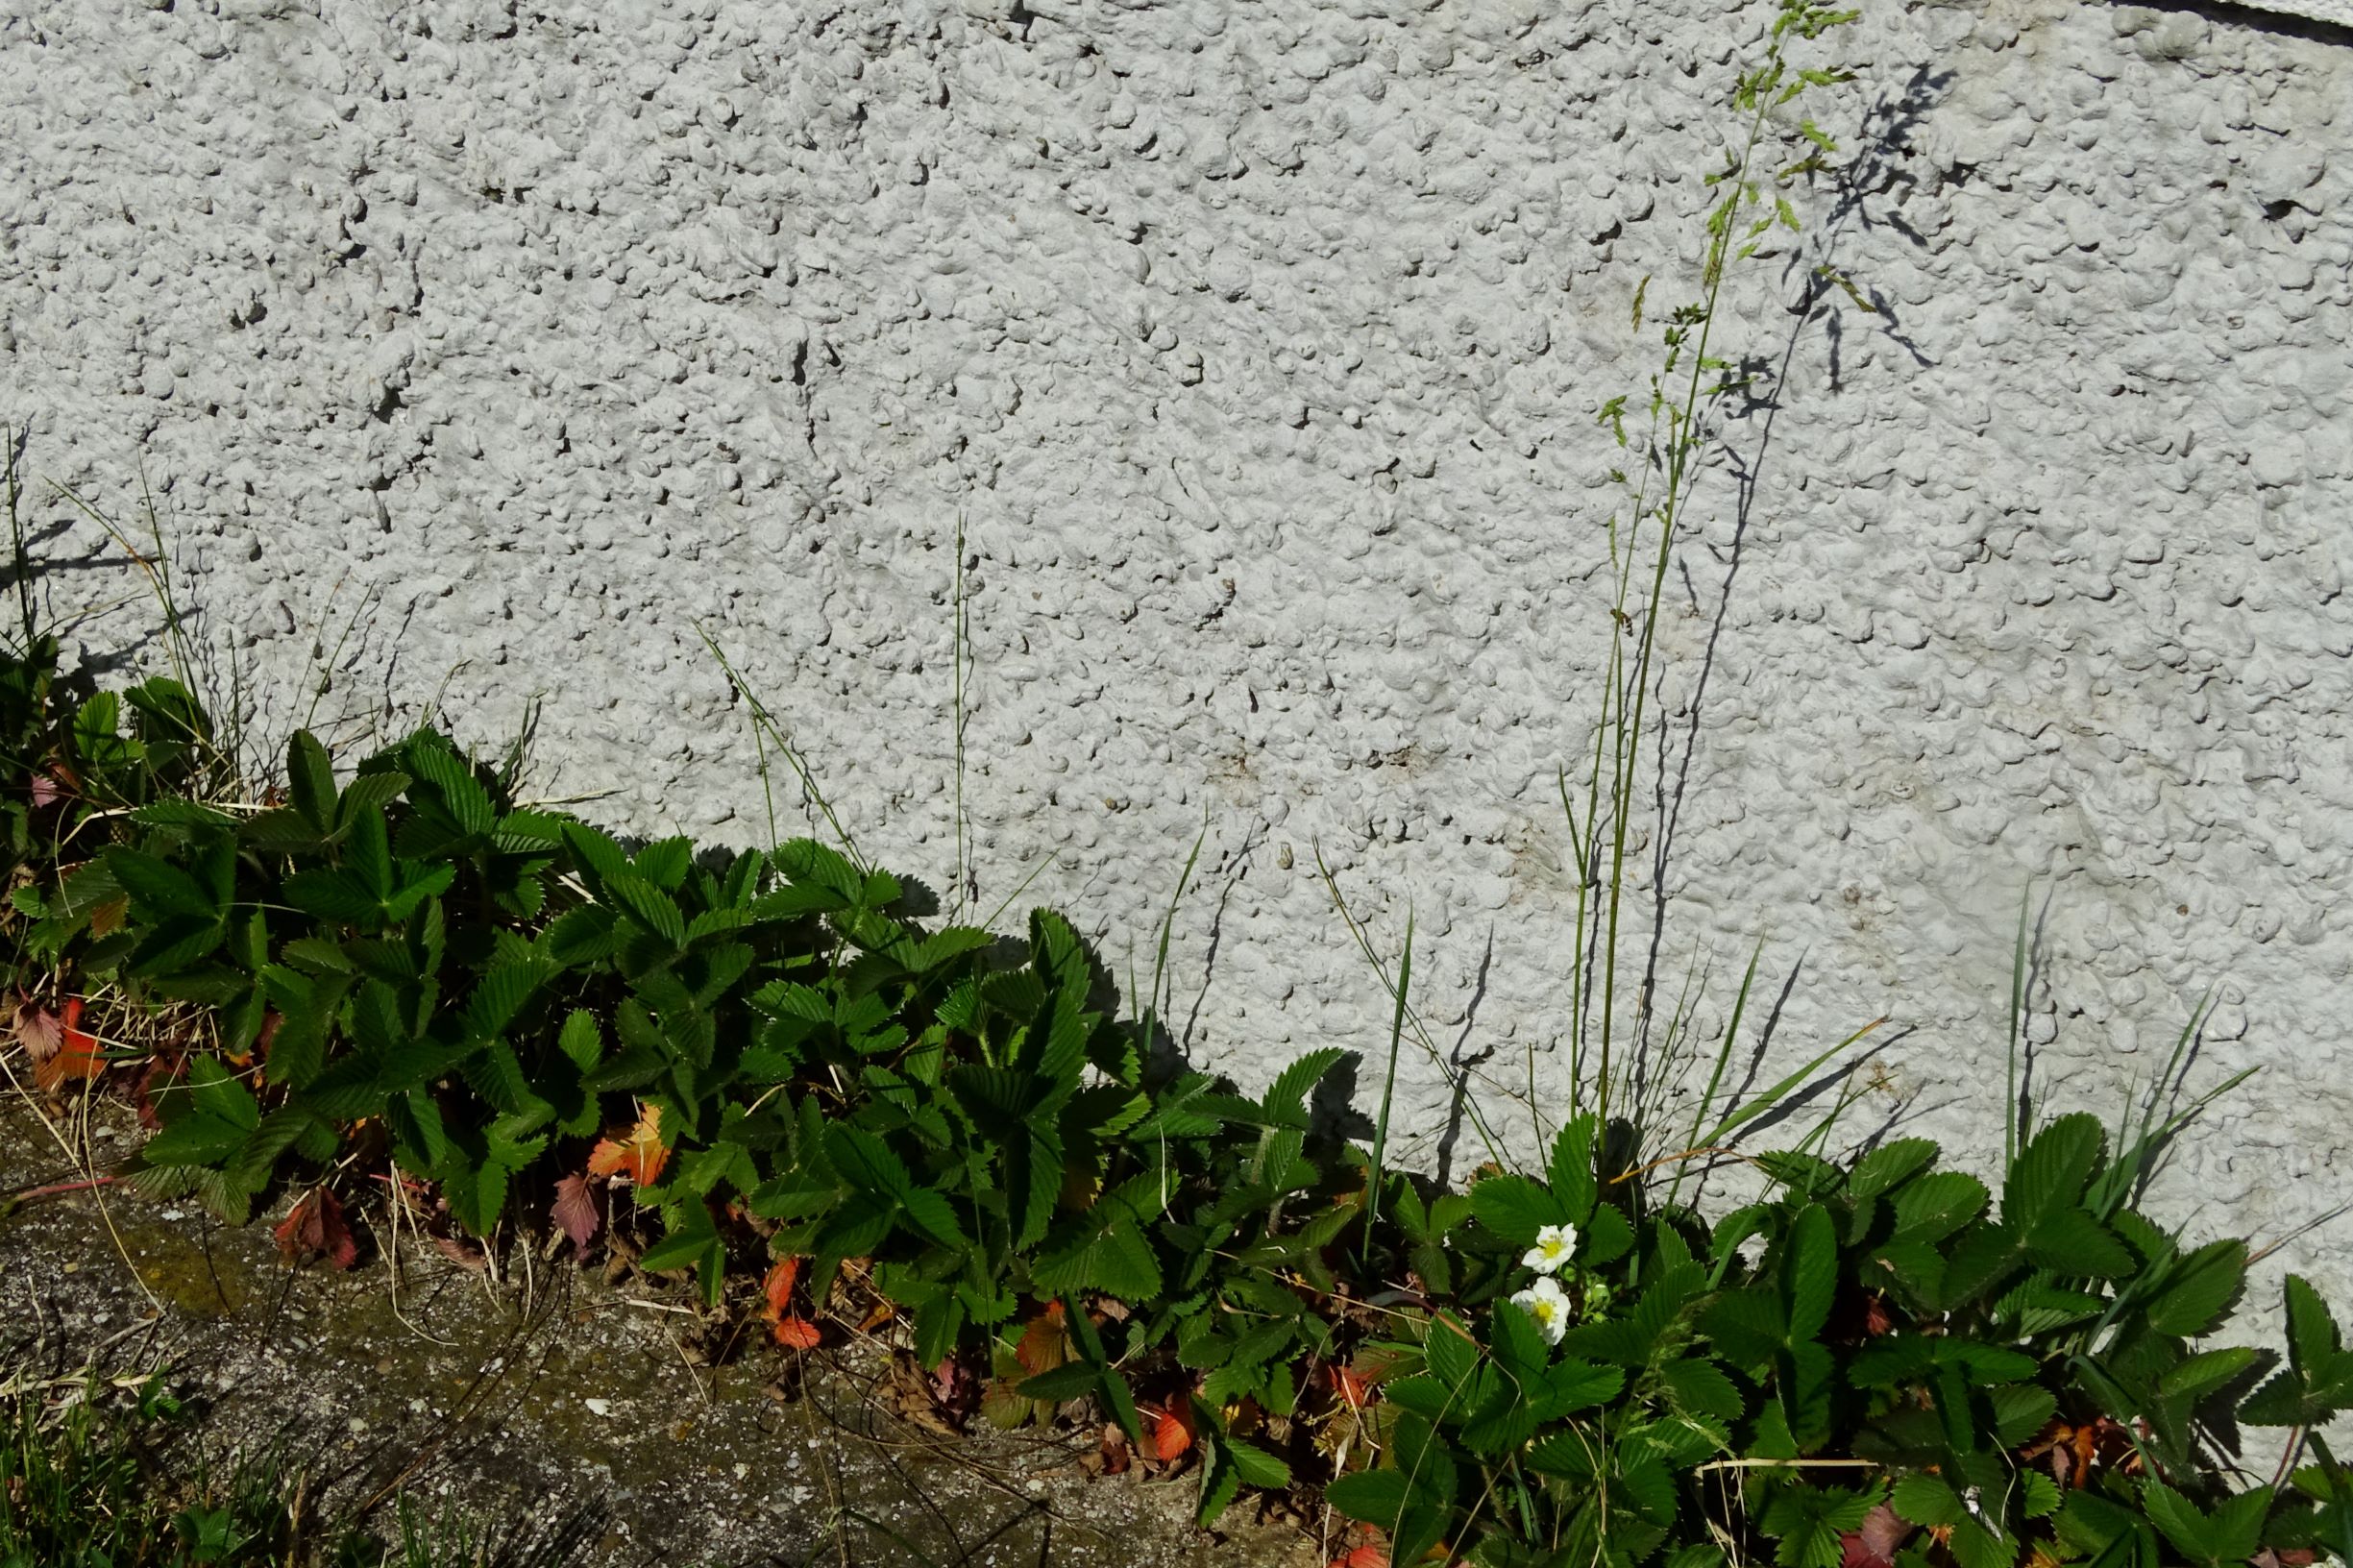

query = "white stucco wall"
[3, 0, 2349, 1312]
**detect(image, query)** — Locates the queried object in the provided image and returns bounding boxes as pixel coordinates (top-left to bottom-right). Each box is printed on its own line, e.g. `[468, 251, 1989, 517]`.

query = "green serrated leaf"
[1203, 1437, 1281, 1502]
[1660, 1358, 1744, 1420]
[2006, 1115, 2106, 1232]
[2145, 1239, 2246, 1337]
[2140, 1480, 2219, 1564]
[1032, 1207, 1161, 1301]
[1849, 1139, 1939, 1200]
[107, 847, 216, 921]
[1891, 1170, 1991, 1243]
[1469, 1173, 1572, 1247]
[2158, 1346, 2259, 1403]
[603, 871, 685, 948]
[286, 730, 337, 833]
[404, 741, 497, 835]
[1260, 1046, 1345, 1128]
[1781, 1203, 1838, 1343]
[1547, 1114, 1601, 1222]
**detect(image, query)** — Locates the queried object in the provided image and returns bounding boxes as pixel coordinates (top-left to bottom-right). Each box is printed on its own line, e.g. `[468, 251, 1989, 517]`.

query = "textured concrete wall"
[3, 0, 2349, 1308]
[2241, 0, 2353, 38]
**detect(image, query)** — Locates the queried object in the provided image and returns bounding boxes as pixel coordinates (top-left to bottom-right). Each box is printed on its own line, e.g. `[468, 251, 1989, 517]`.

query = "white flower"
[1520, 1222, 1579, 1275]
[1509, 1275, 1572, 1346]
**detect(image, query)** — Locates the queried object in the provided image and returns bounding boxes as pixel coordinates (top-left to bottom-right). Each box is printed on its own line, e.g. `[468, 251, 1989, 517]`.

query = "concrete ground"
[0, 1093, 1324, 1568]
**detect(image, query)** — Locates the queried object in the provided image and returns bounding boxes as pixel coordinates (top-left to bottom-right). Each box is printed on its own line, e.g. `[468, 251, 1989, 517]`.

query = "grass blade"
[1670, 937, 1763, 1208]
[1362, 904, 1413, 1265]
[693, 621, 864, 870]
[2006, 880, 2030, 1170]
[1136, 822, 1209, 1073]
[1699, 1014, 1887, 1150]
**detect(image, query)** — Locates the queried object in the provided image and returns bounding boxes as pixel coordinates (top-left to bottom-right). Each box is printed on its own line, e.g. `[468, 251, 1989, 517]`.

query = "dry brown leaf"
[9, 994, 61, 1064]
[274, 1188, 358, 1271]
[432, 1232, 490, 1271]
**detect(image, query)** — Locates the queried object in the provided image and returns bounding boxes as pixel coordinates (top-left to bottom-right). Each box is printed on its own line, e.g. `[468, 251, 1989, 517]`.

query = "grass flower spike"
[1521, 1222, 1578, 1275]
[1509, 1275, 1573, 1347]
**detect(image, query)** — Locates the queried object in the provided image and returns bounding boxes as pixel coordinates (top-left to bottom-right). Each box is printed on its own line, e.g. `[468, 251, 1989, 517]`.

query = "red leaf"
[762, 1256, 804, 1320]
[1859, 1505, 1910, 1561]
[273, 1188, 358, 1270]
[1329, 1546, 1388, 1568]
[1147, 1403, 1195, 1462]
[930, 1355, 977, 1417]
[1841, 1505, 1911, 1568]
[551, 1173, 603, 1256]
[35, 997, 105, 1091]
[586, 1102, 668, 1186]
[772, 1314, 822, 1350]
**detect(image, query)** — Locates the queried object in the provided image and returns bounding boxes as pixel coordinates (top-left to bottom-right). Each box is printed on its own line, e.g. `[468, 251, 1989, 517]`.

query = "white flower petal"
[1507, 1275, 1574, 1345]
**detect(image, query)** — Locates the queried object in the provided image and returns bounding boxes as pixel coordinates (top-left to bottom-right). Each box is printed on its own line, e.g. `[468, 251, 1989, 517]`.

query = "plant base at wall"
[5, 627, 2351, 1568]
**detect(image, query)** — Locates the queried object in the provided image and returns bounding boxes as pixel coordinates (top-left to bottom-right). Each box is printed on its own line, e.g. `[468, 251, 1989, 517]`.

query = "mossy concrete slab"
[1, 1100, 1322, 1568]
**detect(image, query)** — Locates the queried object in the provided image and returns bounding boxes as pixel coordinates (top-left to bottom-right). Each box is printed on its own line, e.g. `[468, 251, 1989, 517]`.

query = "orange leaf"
[35, 997, 105, 1092]
[273, 1188, 357, 1270]
[762, 1256, 803, 1320]
[1148, 1403, 1195, 1461]
[1329, 1362, 1375, 1410]
[586, 1102, 668, 1185]
[1015, 1304, 1069, 1378]
[1329, 1547, 1388, 1568]
[772, 1314, 822, 1350]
